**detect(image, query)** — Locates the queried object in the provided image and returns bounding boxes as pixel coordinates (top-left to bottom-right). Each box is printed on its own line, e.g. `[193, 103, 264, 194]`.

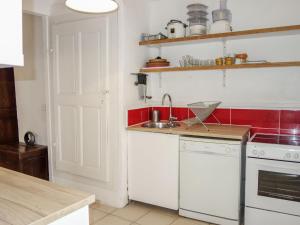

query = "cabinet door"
[128, 131, 179, 210]
[0, 68, 19, 144]
[0, 0, 23, 66]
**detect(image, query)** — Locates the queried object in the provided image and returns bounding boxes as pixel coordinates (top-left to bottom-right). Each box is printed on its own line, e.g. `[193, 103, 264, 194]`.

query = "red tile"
[128, 109, 141, 126]
[173, 107, 189, 121]
[280, 110, 300, 131]
[204, 108, 231, 124]
[128, 107, 150, 126]
[140, 108, 150, 122]
[188, 109, 196, 118]
[231, 109, 280, 128]
[250, 127, 280, 137]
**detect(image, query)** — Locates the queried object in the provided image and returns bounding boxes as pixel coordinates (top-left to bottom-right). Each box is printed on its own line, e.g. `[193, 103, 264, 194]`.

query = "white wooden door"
[52, 18, 110, 182]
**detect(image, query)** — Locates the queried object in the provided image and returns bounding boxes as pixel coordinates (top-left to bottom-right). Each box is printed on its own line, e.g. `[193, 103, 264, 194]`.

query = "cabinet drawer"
[0, 154, 19, 171]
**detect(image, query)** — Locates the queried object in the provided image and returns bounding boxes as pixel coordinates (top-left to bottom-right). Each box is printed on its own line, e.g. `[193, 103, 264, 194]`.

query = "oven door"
[246, 157, 300, 216]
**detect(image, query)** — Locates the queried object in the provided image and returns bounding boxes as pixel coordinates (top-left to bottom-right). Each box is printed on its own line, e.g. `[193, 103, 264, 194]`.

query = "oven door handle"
[262, 192, 297, 201]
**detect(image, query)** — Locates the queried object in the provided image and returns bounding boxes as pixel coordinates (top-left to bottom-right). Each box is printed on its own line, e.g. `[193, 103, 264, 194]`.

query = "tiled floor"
[90, 201, 213, 225]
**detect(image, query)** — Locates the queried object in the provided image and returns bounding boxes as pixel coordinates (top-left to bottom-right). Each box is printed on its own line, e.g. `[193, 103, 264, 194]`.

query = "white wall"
[15, 13, 47, 145]
[118, 0, 150, 206]
[121, 0, 150, 109]
[23, 0, 73, 16]
[144, 0, 300, 109]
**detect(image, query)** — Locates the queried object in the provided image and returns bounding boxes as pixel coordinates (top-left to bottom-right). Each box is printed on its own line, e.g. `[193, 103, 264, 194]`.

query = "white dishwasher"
[179, 136, 245, 225]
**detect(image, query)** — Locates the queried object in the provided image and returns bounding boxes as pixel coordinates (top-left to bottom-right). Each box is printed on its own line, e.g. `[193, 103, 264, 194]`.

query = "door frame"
[21, 10, 54, 181]
[47, 12, 123, 197]
[26, 2, 128, 207]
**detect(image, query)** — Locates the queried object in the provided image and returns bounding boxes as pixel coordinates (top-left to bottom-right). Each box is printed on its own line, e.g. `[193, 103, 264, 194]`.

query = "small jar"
[215, 57, 224, 66]
[224, 56, 236, 65]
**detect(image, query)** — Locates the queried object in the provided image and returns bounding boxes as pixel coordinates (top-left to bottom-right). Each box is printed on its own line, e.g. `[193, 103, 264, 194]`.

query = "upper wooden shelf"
[139, 25, 300, 46]
[140, 61, 300, 73]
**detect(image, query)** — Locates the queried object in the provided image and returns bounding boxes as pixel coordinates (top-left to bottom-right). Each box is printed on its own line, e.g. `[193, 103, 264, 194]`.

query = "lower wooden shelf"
[140, 61, 300, 73]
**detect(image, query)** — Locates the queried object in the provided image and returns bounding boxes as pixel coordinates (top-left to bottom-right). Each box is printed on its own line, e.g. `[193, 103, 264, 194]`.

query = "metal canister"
[152, 110, 161, 123]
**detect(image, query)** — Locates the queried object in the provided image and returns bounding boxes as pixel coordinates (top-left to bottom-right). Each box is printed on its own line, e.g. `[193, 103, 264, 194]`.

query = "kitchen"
[0, 0, 299, 225]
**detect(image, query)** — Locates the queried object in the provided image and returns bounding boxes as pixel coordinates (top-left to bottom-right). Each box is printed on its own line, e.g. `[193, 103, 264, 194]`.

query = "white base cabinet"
[128, 131, 179, 210]
[0, 0, 23, 67]
[49, 206, 89, 225]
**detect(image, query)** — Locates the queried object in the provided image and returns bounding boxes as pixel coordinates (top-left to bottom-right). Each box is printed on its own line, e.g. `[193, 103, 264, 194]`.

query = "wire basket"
[184, 101, 222, 130]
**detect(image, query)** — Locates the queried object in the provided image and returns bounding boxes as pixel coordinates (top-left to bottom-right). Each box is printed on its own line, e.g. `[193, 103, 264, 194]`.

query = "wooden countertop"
[0, 167, 95, 225]
[127, 122, 250, 140]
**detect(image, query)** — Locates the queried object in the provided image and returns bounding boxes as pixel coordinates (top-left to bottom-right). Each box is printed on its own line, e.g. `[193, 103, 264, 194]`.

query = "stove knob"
[294, 153, 299, 160]
[285, 153, 291, 159]
[252, 149, 258, 156]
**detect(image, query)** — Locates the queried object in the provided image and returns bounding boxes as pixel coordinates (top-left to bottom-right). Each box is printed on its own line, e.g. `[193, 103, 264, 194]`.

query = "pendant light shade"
[65, 0, 119, 13]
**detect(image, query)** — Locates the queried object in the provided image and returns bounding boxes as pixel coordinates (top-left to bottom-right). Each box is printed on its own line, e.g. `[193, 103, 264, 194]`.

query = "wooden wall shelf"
[140, 61, 300, 73]
[139, 25, 300, 46]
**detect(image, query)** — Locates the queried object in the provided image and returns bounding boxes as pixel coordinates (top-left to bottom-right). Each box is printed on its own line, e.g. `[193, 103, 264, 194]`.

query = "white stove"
[247, 133, 300, 162]
[245, 133, 300, 225]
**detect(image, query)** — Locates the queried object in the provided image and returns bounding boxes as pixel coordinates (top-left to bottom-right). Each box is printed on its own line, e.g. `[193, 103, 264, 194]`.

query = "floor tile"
[137, 210, 177, 225]
[89, 208, 107, 224]
[171, 217, 210, 225]
[91, 201, 117, 213]
[112, 202, 151, 221]
[151, 206, 178, 219]
[93, 215, 131, 225]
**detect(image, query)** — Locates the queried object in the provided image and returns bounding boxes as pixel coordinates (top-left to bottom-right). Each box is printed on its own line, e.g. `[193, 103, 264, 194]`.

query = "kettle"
[166, 20, 187, 38]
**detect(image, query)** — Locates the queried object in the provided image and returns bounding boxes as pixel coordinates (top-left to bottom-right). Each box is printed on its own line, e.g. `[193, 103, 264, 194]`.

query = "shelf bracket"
[157, 46, 162, 88]
[222, 39, 227, 87]
[158, 45, 162, 57]
[222, 70, 227, 87]
[158, 72, 162, 88]
[222, 39, 227, 57]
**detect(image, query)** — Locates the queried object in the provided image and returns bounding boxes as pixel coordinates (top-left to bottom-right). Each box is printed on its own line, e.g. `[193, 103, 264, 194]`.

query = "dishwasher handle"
[180, 149, 237, 158]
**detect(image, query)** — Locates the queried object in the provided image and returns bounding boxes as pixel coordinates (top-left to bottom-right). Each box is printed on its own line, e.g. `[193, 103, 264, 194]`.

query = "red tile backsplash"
[231, 109, 280, 128]
[280, 110, 300, 131]
[205, 108, 231, 124]
[172, 107, 189, 121]
[128, 106, 300, 137]
[128, 108, 150, 126]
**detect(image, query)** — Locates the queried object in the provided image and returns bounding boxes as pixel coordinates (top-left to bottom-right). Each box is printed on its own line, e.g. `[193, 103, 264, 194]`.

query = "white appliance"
[209, 20, 231, 34]
[179, 137, 246, 225]
[166, 20, 187, 38]
[245, 133, 300, 225]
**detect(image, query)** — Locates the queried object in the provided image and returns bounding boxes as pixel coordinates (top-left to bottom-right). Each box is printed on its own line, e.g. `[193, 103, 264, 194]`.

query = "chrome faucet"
[162, 93, 177, 127]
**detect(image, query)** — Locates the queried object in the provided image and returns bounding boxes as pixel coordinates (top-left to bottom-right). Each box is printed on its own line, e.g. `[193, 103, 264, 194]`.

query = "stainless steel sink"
[141, 122, 180, 129]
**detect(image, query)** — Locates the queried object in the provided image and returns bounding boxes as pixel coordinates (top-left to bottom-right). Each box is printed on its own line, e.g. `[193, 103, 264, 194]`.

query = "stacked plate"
[187, 3, 208, 36]
[145, 57, 170, 68]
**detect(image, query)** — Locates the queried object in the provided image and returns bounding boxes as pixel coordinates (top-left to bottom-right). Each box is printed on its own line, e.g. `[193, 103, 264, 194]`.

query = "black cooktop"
[251, 133, 300, 146]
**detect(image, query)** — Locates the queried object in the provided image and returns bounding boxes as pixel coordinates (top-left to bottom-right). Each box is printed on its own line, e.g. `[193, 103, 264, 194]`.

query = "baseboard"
[179, 209, 239, 225]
